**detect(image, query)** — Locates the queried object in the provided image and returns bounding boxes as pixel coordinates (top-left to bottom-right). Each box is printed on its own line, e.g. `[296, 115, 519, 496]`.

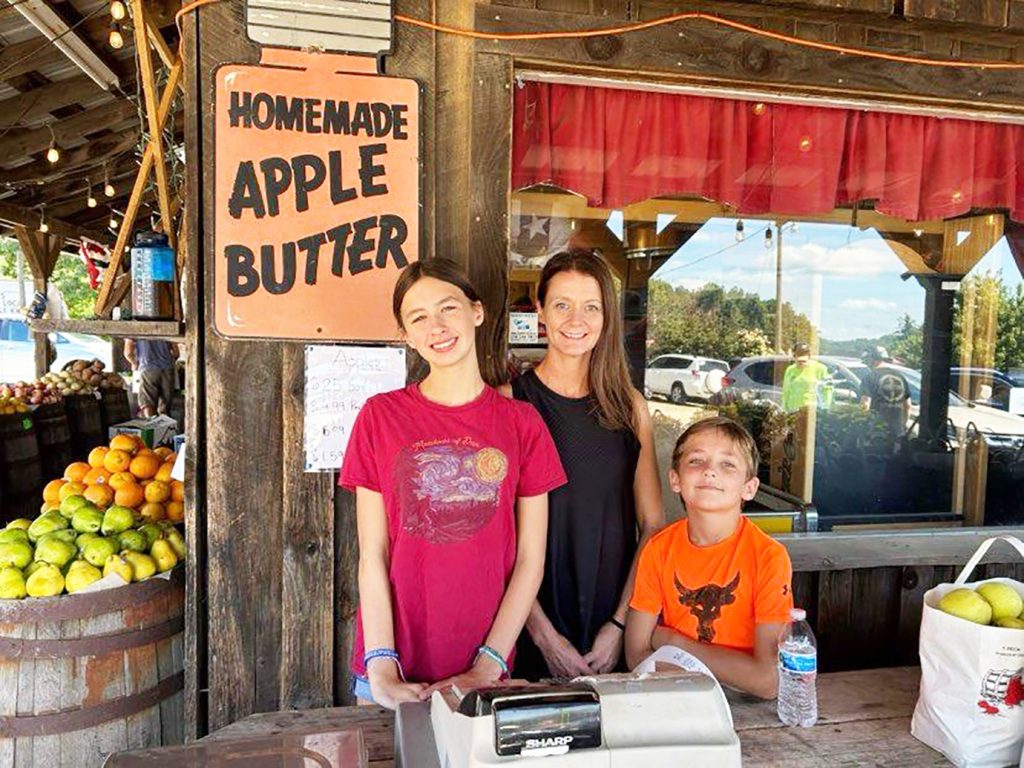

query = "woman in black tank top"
[504, 250, 664, 680]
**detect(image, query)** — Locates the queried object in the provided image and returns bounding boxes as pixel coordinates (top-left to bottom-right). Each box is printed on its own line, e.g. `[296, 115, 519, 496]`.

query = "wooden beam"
[0, 130, 138, 184]
[29, 317, 184, 340]
[0, 74, 109, 128]
[0, 200, 106, 241]
[131, 0, 175, 249]
[0, 16, 114, 80]
[94, 55, 182, 315]
[143, 6, 177, 72]
[0, 101, 137, 165]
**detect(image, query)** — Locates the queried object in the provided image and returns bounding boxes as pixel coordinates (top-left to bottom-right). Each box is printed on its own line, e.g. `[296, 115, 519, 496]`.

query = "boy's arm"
[624, 608, 660, 669]
[650, 623, 783, 699]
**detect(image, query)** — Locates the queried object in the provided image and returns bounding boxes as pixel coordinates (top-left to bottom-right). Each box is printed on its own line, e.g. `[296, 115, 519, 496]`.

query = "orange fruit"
[64, 462, 91, 482]
[83, 484, 115, 509]
[153, 447, 173, 460]
[114, 483, 145, 509]
[104, 449, 132, 473]
[165, 501, 184, 523]
[129, 454, 161, 480]
[109, 433, 140, 455]
[108, 471, 136, 491]
[42, 479, 66, 504]
[59, 481, 87, 501]
[154, 462, 174, 483]
[139, 502, 166, 523]
[144, 480, 170, 504]
[87, 446, 109, 468]
[83, 467, 112, 486]
[170, 480, 184, 503]
[163, 452, 177, 466]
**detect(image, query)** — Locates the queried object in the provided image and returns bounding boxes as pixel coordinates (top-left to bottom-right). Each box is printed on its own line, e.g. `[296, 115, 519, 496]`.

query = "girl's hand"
[537, 630, 593, 678]
[582, 622, 624, 674]
[421, 653, 505, 699]
[368, 667, 428, 710]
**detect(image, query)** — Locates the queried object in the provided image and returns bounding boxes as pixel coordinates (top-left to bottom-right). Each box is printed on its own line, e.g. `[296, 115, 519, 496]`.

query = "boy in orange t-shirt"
[625, 416, 793, 699]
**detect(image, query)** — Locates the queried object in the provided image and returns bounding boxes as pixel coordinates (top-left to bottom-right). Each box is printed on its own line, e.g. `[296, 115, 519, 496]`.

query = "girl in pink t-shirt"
[340, 258, 566, 709]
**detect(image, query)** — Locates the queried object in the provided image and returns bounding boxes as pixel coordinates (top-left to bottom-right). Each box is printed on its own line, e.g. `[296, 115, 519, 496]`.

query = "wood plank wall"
[186, 0, 1024, 738]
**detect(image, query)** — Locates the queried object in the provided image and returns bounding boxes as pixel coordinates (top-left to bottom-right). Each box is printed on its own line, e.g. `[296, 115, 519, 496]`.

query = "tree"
[890, 314, 923, 368]
[0, 236, 95, 318]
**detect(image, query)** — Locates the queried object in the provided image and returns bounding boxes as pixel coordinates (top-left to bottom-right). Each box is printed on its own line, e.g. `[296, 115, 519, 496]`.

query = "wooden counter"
[203, 666, 946, 766]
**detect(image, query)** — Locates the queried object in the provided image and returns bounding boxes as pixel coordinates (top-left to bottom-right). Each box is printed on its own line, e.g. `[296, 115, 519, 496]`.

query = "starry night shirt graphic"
[395, 438, 510, 544]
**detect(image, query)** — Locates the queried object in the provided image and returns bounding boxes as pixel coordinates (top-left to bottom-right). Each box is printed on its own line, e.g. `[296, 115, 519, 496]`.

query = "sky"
[649, 217, 1022, 341]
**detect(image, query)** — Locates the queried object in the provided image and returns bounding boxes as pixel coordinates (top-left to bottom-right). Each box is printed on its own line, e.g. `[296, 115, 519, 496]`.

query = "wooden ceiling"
[0, 0, 182, 245]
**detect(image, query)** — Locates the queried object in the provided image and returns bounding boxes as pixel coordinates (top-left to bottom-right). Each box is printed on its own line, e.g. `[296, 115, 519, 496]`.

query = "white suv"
[645, 354, 730, 403]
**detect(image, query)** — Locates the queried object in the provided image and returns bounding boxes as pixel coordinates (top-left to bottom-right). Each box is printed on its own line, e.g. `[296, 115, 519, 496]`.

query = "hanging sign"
[214, 50, 420, 340]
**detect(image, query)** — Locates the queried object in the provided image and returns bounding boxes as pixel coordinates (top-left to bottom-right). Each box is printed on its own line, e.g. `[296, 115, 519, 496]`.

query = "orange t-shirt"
[630, 516, 794, 653]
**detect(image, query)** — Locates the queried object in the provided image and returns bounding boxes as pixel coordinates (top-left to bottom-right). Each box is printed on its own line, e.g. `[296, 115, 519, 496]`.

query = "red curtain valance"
[512, 80, 1024, 223]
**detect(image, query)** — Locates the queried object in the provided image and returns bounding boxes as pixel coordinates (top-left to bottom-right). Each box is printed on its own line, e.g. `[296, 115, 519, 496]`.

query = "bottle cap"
[790, 608, 806, 621]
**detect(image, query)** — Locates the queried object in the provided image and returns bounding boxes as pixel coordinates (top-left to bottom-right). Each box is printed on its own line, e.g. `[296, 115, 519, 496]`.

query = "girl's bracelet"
[364, 648, 405, 680]
[476, 645, 509, 678]
[609, 617, 626, 632]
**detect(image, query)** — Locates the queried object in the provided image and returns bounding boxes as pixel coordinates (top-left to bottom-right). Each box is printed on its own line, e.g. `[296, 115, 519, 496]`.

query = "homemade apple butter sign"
[214, 51, 420, 339]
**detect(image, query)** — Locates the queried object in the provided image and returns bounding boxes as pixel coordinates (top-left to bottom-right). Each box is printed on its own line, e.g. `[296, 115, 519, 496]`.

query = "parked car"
[645, 354, 730, 403]
[0, 317, 113, 383]
[948, 367, 1023, 414]
[713, 355, 866, 406]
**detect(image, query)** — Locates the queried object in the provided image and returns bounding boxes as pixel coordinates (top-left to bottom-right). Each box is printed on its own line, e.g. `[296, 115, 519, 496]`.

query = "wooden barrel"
[32, 402, 74, 482]
[0, 569, 185, 766]
[99, 389, 132, 431]
[63, 394, 105, 458]
[0, 412, 42, 522]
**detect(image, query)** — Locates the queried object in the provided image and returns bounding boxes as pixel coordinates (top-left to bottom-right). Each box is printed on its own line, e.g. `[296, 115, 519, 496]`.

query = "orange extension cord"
[174, 0, 1024, 71]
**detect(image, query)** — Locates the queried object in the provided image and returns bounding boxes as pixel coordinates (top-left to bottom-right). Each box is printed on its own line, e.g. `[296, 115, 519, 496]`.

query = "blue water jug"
[130, 231, 176, 320]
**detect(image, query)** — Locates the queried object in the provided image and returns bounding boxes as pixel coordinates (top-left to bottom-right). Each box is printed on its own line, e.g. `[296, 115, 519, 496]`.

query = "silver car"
[714, 355, 866, 406]
[645, 354, 731, 403]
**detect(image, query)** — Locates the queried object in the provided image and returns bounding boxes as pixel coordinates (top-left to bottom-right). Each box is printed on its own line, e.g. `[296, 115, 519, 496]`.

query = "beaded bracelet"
[476, 645, 509, 677]
[363, 648, 406, 680]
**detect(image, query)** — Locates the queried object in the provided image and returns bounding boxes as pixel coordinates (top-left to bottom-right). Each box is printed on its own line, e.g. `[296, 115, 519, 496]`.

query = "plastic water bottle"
[777, 607, 818, 727]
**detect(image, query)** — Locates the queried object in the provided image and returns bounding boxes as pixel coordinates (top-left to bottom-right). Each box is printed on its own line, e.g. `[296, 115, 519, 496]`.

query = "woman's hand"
[368, 666, 428, 710]
[422, 654, 505, 699]
[535, 629, 593, 677]
[583, 622, 624, 673]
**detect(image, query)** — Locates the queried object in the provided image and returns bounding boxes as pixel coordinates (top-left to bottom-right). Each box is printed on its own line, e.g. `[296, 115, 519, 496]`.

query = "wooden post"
[14, 225, 63, 377]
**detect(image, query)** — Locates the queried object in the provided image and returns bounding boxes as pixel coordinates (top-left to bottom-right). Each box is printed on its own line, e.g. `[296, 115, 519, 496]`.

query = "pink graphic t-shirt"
[339, 383, 567, 683]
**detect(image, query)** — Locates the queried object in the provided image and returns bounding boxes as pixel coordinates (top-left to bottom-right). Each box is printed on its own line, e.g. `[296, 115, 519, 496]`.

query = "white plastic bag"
[911, 536, 1024, 768]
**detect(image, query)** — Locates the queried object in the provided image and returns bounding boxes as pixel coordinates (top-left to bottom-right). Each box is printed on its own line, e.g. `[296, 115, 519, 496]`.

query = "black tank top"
[512, 369, 641, 679]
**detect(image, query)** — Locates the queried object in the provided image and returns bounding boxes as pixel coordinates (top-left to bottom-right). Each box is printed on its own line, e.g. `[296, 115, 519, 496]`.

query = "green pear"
[137, 523, 164, 549]
[40, 529, 77, 546]
[71, 506, 104, 535]
[976, 583, 1024, 623]
[995, 617, 1024, 629]
[23, 560, 46, 578]
[25, 563, 64, 597]
[0, 528, 29, 545]
[33, 537, 76, 569]
[165, 528, 186, 560]
[0, 540, 33, 569]
[0, 566, 26, 599]
[123, 551, 157, 581]
[101, 506, 136, 536]
[27, 513, 68, 543]
[64, 561, 102, 594]
[6, 518, 31, 531]
[75, 532, 100, 549]
[58, 494, 89, 519]
[81, 536, 118, 568]
[103, 553, 133, 583]
[149, 539, 177, 573]
[117, 530, 148, 553]
[938, 588, 992, 625]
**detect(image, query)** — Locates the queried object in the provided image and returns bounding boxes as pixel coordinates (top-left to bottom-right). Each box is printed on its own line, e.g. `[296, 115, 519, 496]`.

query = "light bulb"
[46, 145, 59, 163]
[109, 0, 127, 21]
[764, 228, 773, 249]
[104, 181, 115, 197]
[735, 220, 745, 242]
[109, 216, 119, 229]
[87, 195, 97, 208]
[39, 219, 48, 234]
[109, 23, 124, 49]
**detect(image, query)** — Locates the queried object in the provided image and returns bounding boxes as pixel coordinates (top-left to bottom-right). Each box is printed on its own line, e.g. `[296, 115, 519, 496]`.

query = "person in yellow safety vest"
[781, 343, 832, 412]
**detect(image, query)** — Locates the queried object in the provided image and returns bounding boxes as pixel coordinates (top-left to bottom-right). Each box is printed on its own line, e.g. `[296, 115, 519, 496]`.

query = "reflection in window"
[506, 189, 1024, 533]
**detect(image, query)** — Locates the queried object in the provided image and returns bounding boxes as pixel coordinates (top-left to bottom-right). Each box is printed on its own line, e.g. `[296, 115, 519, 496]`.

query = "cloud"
[669, 277, 708, 290]
[839, 298, 899, 311]
[780, 240, 900, 278]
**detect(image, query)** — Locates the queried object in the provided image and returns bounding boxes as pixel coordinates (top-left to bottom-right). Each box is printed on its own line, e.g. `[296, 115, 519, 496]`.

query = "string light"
[86, 179, 97, 208]
[764, 227, 774, 249]
[109, 21, 124, 49]
[45, 124, 59, 164]
[109, 211, 119, 230]
[109, 0, 127, 21]
[103, 167, 115, 197]
[735, 219, 745, 242]
[39, 208, 48, 234]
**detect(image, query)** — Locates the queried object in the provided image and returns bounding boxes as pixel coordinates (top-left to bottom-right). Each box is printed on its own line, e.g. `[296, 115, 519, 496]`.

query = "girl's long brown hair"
[538, 250, 637, 434]
[392, 258, 501, 387]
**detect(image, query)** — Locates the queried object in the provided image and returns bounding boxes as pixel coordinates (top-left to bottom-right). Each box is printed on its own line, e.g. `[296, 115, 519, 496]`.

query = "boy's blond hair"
[671, 416, 760, 480]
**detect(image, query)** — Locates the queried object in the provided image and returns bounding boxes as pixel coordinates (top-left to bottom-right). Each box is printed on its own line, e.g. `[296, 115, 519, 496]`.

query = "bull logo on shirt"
[674, 572, 741, 643]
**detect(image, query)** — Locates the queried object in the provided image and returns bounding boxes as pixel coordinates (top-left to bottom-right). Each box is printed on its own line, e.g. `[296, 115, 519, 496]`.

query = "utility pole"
[774, 219, 783, 352]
